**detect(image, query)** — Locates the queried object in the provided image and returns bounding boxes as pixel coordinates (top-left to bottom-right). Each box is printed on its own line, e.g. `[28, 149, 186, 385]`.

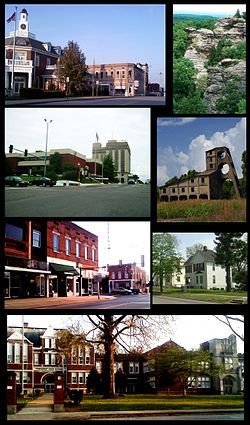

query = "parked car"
[5, 176, 29, 187]
[112, 287, 132, 295]
[127, 179, 136, 185]
[130, 288, 142, 295]
[30, 177, 55, 187]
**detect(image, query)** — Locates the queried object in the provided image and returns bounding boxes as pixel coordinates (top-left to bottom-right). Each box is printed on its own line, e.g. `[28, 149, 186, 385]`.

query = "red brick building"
[108, 262, 147, 293]
[4, 221, 98, 299]
[47, 221, 98, 297]
[5, 8, 61, 94]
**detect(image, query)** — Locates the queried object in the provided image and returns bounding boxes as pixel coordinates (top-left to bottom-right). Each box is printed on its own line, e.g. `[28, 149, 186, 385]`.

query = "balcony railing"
[5, 256, 49, 271]
[6, 59, 33, 67]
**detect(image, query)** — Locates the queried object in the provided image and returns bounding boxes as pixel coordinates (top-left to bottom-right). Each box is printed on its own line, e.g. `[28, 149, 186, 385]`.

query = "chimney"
[203, 246, 207, 251]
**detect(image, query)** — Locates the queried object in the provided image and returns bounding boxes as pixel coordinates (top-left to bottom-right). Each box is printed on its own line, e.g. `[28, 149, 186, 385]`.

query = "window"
[129, 70, 132, 78]
[92, 248, 96, 262]
[14, 343, 20, 363]
[66, 238, 71, 255]
[76, 242, 81, 258]
[193, 263, 204, 272]
[100, 71, 103, 78]
[212, 263, 215, 271]
[85, 346, 90, 364]
[32, 230, 41, 248]
[118, 271, 122, 279]
[51, 353, 56, 365]
[213, 275, 216, 284]
[201, 177, 205, 183]
[200, 275, 203, 284]
[172, 188, 175, 193]
[23, 343, 28, 362]
[197, 376, 210, 388]
[111, 71, 113, 77]
[225, 357, 233, 370]
[177, 275, 180, 282]
[111, 272, 115, 279]
[196, 276, 199, 284]
[7, 343, 13, 363]
[23, 371, 28, 383]
[181, 187, 185, 192]
[53, 234, 59, 252]
[46, 57, 51, 65]
[114, 362, 123, 373]
[71, 372, 77, 384]
[78, 372, 84, 384]
[16, 372, 21, 383]
[185, 265, 192, 273]
[96, 361, 102, 373]
[191, 187, 195, 192]
[45, 353, 50, 365]
[79, 347, 83, 364]
[117, 70, 120, 77]
[129, 362, 139, 374]
[35, 54, 40, 66]
[84, 246, 88, 260]
[34, 353, 39, 365]
[5, 223, 23, 241]
[72, 347, 77, 364]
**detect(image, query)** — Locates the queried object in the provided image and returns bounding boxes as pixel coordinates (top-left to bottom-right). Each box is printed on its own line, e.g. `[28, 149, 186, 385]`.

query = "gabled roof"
[185, 249, 215, 265]
[7, 330, 32, 344]
[5, 36, 59, 56]
[145, 340, 183, 358]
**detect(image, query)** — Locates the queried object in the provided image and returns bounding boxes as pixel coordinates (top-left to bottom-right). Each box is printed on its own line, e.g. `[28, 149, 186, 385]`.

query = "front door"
[14, 81, 25, 95]
[44, 375, 55, 393]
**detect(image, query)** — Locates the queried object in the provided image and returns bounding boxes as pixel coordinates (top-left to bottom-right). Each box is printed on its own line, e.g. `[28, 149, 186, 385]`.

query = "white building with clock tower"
[5, 8, 61, 94]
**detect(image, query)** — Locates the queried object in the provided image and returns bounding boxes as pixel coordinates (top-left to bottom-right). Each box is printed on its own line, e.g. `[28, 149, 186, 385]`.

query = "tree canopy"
[58, 40, 86, 94]
[103, 154, 117, 183]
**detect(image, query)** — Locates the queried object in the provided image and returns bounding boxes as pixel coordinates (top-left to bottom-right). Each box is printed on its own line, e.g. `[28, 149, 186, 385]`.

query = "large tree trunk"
[226, 265, 232, 292]
[103, 316, 116, 398]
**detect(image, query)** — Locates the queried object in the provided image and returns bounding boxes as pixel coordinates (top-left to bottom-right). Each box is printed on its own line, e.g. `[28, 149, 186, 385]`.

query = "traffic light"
[9, 144, 13, 153]
[24, 149, 28, 157]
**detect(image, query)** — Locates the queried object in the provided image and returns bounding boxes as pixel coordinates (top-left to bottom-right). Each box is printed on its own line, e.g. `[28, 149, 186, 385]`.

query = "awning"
[49, 263, 79, 276]
[5, 266, 51, 274]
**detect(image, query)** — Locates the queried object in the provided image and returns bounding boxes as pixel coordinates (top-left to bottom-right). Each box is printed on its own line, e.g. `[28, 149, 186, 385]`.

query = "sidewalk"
[5, 295, 116, 309]
[7, 408, 244, 421]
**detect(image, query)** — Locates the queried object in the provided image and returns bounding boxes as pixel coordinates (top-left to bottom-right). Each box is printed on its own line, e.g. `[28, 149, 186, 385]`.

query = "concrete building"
[200, 334, 244, 394]
[87, 62, 148, 96]
[184, 246, 235, 290]
[159, 146, 241, 202]
[92, 139, 131, 183]
[108, 262, 147, 293]
[5, 8, 61, 94]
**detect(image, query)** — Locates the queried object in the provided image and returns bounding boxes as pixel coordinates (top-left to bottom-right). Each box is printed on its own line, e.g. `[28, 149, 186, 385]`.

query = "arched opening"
[189, 195, 197, 200]
[222, 178, 234, 199]
[179, 195, 187, 201]
[120, 178, 124, 183]
[220, 163, 230, 175]
[160, 195, 169, 202]
[217, 150, 226, 160]
[42, 374, 55, 393]
[223, 376, 237, 395]
[199, 194, 208, 199]
[170, 196, 178, 202]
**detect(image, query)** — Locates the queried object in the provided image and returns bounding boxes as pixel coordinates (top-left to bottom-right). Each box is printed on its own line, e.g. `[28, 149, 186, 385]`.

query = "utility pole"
[44, 119, 52, 177]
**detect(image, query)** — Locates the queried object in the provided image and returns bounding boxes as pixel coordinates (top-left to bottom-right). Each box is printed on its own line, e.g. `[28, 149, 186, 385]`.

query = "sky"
[173, 4, 246, 17]
[5, 108, 150, 182]
[157, 117, 246, 186]
[5, 4, 165, 85]
[7, 315, 244, 353]
[73, 221, 150, 276]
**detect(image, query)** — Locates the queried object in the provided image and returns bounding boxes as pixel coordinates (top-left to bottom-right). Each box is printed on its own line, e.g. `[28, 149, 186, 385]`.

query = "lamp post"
[44, 119, 52, 177]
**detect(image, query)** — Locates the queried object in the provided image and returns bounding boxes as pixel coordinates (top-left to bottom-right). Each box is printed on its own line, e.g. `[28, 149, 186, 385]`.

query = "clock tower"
[18, 8, 29, 37]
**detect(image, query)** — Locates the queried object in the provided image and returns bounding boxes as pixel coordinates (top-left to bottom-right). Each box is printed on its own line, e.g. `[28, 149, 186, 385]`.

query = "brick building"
[108, 262, 147, 293]
[159, 147, 241, 202]
[4, 221, 98, 299]
[86, 62, 148, 96]
[7, 327, 244, 396]
[5, 8, 61, 94]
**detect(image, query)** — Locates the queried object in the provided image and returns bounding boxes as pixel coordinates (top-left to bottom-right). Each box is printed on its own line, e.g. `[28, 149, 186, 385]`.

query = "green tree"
[214, 233, 245, 292]
[152, 233, 181, 292]
[216, 76, 246, 114]
[186, 243, 204, 258]
[86, 367, 102, 394]
[234, 9, 241, 18]
[155, 346, 220, 397]
[103, 154, 117, 183]
[58, 41, 86, 94]
[49, 152, 63, 173]
[240, 150, 246, 196]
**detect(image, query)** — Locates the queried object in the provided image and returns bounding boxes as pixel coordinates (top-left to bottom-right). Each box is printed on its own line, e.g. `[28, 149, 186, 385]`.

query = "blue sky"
[5, 4, 165, 85]
[157, 118, 246, 186]
[173, 4, 246, 17]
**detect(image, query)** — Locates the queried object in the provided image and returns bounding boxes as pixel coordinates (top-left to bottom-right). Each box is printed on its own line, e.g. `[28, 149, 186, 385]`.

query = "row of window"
[71, 371, 90, 384]
[188, 376, 210, 389]
[5, 224, 42, 248]
[53, 233, 96, 260]
[185, 263, 216, 273]
[95, 70, 133, 79]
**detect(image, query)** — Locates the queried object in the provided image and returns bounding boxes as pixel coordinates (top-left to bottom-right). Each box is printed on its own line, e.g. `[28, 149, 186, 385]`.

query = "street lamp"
[44, 119, 52, 177]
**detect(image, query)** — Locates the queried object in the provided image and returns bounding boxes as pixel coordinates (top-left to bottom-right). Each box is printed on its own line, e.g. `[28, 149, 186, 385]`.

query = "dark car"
[130, 288, 141, 295]
[5, 176, 29, 187]
[31, 177, 54, 187]
[112, 287, 132, 295]
[127, 179, 135, 185]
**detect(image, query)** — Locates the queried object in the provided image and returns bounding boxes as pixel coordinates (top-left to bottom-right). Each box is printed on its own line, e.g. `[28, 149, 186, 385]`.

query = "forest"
[173, 12, 246, 114]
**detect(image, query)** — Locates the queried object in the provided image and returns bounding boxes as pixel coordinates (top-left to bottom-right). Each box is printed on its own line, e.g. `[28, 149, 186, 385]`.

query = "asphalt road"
[5, 96, 166, 106]
[153, 296, 218, 304]
[5, 184, 150, 217]
[38, 294, 150, 310]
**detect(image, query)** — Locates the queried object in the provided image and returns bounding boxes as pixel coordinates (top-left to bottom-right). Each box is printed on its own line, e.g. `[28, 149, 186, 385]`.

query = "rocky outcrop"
[184, 17, 246, 80]
[203, 59, 246, 113]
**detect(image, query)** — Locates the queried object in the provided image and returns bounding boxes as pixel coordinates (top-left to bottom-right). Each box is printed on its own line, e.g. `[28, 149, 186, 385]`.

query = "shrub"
[19, 88, 65, 99]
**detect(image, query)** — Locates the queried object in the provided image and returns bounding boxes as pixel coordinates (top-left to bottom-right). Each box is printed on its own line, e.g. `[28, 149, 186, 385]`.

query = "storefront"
[4, 267, 51, 298]
[49, 263, 79, 297]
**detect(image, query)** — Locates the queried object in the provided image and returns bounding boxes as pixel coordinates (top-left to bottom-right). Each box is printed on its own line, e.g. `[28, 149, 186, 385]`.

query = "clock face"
[21, 24, 26, 30]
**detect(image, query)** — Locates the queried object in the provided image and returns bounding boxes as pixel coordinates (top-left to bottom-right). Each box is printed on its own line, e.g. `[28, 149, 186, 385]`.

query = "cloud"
[157, 119, 246, 186]
[157, 165, 170, 186]
[158, 118, 197, 127]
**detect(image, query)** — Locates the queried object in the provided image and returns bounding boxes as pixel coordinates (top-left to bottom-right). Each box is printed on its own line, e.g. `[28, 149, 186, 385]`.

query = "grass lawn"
[153, 288, 247, 303]
[157, 199, 246, 222]
[70, 394, 244, 412]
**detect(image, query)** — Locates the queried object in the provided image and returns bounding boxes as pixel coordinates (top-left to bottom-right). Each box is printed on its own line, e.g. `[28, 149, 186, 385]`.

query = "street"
[5, 293, 150, 310]
[88, 412, 244, 421]
[5, 184, 150, 217]
[5, 95, 166, 107]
